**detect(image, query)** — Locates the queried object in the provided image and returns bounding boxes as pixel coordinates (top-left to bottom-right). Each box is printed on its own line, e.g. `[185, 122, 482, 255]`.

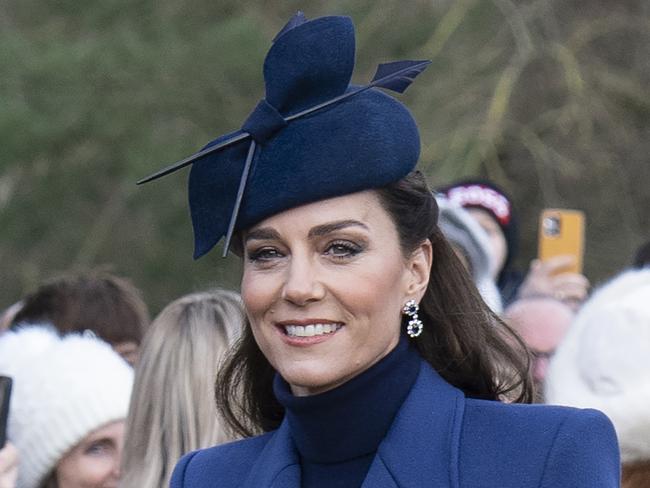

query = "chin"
[280, 365, 343, 396]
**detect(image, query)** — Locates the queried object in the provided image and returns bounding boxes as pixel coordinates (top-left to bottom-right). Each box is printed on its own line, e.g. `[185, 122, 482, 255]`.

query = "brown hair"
[622, 461, 650, 488]
[11, 270, 149, 346]
[216, 171, 533, 437]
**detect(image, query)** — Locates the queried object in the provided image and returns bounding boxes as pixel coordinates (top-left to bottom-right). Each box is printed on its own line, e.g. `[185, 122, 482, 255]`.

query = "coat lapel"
[242, 362, 465, 488]
[362, 362, 465, 488]
[242, 418, 301, 488]
[361, 455, 400, 488]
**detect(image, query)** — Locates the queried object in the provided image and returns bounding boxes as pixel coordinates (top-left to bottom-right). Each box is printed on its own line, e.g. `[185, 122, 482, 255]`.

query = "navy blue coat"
[171, 361, 620, 487]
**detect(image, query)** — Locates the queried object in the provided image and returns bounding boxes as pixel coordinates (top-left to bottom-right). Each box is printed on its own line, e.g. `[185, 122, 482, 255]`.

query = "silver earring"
[402, 299, 423, 338]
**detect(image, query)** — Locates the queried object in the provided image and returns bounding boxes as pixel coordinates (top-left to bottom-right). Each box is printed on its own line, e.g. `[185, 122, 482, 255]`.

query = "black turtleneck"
[273, 335, 421, 488]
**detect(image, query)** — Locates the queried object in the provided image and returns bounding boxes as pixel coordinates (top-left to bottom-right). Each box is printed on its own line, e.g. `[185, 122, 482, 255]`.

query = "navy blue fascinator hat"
[138, 13, 430, 258]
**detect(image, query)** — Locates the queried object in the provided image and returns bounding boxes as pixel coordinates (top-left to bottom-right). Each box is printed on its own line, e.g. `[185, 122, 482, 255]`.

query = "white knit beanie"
[0, 325, 134, 488]
[545, 268, 650, 463]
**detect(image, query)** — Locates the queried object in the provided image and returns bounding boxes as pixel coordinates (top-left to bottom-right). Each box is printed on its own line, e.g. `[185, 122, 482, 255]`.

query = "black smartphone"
[0, 376, 12, 448]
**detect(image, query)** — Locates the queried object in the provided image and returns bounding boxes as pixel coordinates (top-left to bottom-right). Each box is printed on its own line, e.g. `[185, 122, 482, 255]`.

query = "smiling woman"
[241, 191, 430, 397]
[139, 12, 621, 488]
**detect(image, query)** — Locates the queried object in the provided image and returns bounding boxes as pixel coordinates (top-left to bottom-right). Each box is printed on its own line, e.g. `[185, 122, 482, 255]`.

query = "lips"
[275, 318, 344, 339]
[283, 323, 343, 337]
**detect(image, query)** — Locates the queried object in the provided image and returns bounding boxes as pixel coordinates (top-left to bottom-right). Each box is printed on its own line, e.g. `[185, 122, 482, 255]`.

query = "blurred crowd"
[0, 272, 245, 488]
[0, 178, 648, 488]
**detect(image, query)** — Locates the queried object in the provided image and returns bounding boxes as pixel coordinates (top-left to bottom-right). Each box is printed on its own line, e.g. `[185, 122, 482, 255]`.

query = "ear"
[404, 239, 432, 303]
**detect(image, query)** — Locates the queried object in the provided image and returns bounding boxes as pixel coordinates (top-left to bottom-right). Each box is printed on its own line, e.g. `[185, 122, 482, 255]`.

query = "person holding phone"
[0, 326, 133, 488]
[439, 179, 590, 309]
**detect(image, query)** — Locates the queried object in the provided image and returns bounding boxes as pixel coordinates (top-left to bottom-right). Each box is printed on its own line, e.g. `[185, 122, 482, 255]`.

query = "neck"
[273, 335, 421, 463]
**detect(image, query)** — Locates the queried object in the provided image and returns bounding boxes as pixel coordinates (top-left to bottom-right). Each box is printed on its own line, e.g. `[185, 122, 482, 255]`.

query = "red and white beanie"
[438, 179, 518, 271]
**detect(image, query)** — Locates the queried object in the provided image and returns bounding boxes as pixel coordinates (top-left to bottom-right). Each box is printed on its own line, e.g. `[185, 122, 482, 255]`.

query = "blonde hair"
[120, 289, 244, 488]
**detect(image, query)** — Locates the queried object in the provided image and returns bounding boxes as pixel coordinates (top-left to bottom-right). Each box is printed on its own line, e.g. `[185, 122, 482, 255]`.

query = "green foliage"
[1, 0, 649, 314]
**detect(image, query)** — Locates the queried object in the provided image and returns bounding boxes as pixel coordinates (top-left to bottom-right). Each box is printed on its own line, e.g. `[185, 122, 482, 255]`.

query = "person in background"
[438, 179, 590, 309]
[503, 296, 575, 402]
[0, 443, 18, 488]
[120, 289, 244, 488]
[435, 194, 502, 313]
[10, 270, 149, 366]
[0, 326, 133, 488]
[545, 268, 650, 487]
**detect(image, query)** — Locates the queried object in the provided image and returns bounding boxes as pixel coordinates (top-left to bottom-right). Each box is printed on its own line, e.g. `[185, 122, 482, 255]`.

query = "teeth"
[284, 323, 341, 337]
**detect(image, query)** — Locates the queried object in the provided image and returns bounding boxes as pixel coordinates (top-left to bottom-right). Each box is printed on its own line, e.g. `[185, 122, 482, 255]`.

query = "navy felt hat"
[138, 13, 430, 258]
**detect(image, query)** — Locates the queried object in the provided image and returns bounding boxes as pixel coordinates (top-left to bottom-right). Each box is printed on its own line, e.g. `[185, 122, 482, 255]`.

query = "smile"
[283, 323, 343, 337]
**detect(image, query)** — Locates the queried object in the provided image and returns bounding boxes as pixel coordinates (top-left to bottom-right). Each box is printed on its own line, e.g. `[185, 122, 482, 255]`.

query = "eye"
[324, 240, 363, 259]
[247, 247, 284, 262]
[84, 440, 112, 456]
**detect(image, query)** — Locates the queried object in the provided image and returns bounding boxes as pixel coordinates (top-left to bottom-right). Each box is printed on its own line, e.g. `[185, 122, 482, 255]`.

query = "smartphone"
[0, 376, 11, 448]
[538, 208, 585, 274]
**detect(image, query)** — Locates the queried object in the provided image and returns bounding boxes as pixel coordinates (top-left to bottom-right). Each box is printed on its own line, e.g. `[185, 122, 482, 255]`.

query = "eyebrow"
[244, 219, 369, 243]
[308, 219, 369, 238]
[244, 228, 281, 242]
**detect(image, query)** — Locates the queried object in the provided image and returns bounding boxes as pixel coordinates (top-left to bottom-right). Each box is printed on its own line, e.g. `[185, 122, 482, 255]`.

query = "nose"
[281, 253, 325, 306]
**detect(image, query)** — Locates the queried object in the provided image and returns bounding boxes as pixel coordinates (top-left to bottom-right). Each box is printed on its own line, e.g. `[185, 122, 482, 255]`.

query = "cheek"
[57, 448, 121, 488]
[495, 236, 508, 265]
[485, 232, 507, 271]
[241, 271, 280, 358]
[241, 270, 274, 320]
[340, 264, 407, 327]
[57, 457, 104, 487]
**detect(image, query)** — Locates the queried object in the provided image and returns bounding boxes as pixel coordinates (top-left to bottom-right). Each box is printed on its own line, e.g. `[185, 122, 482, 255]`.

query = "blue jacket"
[171, 362, 620, 487]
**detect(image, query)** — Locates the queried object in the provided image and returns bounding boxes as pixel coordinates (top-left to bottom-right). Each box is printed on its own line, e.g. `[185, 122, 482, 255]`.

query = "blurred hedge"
[1, 0, 648, 313]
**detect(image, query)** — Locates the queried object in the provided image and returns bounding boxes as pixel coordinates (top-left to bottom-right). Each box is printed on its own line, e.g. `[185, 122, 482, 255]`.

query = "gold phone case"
[538, 208, 585, 274]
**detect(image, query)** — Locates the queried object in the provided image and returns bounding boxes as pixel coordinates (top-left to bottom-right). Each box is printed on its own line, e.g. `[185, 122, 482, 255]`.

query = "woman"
[0, 326, 133, 488]
[120, 289, 244, 487]
[438, 179, 591, 309]
[435, 194, 503, 313]
[10, 270, 150, 366]
[140, 13, 620, 487]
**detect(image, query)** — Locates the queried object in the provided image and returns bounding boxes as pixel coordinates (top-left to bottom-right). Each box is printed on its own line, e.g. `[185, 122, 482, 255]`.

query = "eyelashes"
[84, 440, 112, 456]
[247, 247, 284, 262]
[246, 239, 365, 264]
[324, 240, 363, 258]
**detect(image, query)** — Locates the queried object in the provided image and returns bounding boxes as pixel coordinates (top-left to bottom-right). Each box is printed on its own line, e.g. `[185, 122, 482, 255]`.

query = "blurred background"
[1, 0, 648, 314]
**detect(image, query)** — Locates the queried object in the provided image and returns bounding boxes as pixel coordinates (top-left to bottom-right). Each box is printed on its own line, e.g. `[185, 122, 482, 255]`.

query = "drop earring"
[402, 299, 423, 338]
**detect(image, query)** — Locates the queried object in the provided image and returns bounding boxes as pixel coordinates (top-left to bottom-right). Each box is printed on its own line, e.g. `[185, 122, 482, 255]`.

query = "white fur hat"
[435, 195, 503, 313]
[545, 268, 650, 463]
[0, 326, 133, 488]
